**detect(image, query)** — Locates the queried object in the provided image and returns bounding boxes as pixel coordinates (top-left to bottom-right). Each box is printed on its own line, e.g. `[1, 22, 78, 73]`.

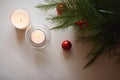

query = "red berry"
[75, 20, 83, 29]
[75, 20, 83, 25]
[83, 20, 88, 26]
[79, 25, 83, 29]
[79, 20, 83, 25]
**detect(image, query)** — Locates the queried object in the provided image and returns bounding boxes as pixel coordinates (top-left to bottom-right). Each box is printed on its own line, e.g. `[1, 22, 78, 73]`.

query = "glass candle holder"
[25, 25, 51, 49]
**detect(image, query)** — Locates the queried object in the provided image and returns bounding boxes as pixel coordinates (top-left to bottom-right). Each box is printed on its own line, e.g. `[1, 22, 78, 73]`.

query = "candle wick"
[19, 18, 22, 22]
[37, 34, 40, 38]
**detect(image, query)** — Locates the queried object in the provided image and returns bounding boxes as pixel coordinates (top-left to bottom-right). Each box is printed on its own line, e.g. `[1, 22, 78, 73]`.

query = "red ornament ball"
[56, 8, 62, 15]
[56, 3, 65, 15]
[62, 40, 72, 51]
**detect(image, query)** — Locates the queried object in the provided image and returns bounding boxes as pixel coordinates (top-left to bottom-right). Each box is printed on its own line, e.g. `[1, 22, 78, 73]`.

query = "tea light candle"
[11, 9, 30, 30]
[31, 30, 46, 44]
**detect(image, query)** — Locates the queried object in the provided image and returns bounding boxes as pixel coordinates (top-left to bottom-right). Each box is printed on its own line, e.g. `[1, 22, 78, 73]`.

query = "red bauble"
[56, 8, 62, 15]
[62, 40, 72, 51]
[56, 3, 64, 15]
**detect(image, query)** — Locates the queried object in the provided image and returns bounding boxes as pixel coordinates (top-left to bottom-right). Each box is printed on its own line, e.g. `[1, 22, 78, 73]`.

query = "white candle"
[31, 30, 46, 44]
[11, 9, 30, 30]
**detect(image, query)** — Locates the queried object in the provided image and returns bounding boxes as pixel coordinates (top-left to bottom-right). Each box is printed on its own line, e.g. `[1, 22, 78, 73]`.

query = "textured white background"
[0, 0, 120, 80]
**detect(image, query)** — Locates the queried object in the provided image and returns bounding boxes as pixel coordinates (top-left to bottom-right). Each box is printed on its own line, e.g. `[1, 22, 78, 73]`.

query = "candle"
[11, 9, 30, 30]
[25, 26, 51, 49]
[31, 29, 46, 44]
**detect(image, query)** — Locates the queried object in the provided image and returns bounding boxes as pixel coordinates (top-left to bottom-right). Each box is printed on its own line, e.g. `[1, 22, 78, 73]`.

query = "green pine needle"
[36, 3, 57, 11]
[36, 0, 120, 68]
[83, 45, 105, 68]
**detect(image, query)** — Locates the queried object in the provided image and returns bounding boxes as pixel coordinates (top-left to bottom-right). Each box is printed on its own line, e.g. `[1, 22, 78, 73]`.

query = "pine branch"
[49, 12, 81, 30]
[83, 45, 104, 68]
[83, 53, 98, 69]
[51, 20, 70, 30]
[37, 0, 120, 68]
[36, 3, 57, 11]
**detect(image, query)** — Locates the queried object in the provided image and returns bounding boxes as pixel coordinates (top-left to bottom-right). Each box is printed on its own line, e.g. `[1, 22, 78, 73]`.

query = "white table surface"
[0, 0, 120, 80]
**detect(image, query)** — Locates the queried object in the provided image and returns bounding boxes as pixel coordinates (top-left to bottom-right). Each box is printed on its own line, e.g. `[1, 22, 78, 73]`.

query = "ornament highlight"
[62, 40, 72, 51]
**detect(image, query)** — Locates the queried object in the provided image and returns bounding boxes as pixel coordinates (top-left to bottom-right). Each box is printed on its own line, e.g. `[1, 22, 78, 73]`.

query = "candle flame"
[20, 18, 22, 22]
[18, 17, 22, 22]
[37, 34, 40, 38]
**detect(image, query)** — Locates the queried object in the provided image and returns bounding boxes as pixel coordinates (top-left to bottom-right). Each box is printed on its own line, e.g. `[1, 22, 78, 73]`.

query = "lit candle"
[31, 29, 46, 44]
[11, 9, 30, 30]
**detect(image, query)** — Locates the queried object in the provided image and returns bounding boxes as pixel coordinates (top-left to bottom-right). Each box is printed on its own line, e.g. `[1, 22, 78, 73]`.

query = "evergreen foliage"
[36, 0, 120, 68]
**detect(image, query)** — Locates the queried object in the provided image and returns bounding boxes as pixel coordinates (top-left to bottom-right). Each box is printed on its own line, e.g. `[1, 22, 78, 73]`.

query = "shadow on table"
[62, 49, 73, 60]
[15, 28, 26, 43]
